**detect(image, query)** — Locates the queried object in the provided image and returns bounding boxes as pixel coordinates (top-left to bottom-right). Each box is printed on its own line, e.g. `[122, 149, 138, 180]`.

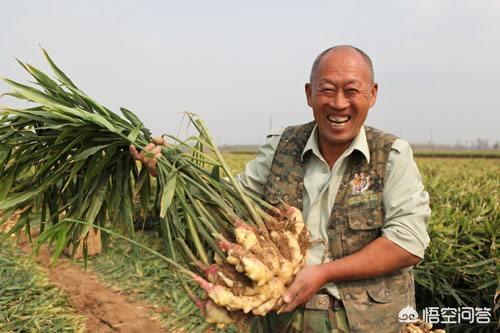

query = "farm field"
[0, 242, 84, 332]
[1, 154, 498, 332]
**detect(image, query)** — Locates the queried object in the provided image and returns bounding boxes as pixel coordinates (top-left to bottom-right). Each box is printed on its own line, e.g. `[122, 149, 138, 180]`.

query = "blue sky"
[1, 0, 499, 146]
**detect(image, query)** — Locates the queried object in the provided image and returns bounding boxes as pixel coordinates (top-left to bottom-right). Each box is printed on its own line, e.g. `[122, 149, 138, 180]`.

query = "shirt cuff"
[381, 228, 427, 259]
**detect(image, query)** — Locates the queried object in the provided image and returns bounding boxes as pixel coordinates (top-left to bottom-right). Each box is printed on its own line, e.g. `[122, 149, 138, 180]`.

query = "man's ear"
[369, 83, 378, 108]
[305, 83, 313, 107]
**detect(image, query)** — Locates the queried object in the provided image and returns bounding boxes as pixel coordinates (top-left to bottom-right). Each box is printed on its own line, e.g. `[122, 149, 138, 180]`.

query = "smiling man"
[131, 45, 431, 333]
[239, 45, 431, 332]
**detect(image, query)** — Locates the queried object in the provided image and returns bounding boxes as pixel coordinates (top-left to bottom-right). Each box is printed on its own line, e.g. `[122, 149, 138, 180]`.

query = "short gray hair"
[309, 45, 374, 83]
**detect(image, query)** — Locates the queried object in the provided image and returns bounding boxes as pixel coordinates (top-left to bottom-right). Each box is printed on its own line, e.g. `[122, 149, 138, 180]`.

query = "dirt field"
[3, 209, 167, 333]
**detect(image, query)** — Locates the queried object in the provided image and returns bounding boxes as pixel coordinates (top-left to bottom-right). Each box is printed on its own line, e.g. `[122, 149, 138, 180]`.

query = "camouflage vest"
[263, 122, 415, 333]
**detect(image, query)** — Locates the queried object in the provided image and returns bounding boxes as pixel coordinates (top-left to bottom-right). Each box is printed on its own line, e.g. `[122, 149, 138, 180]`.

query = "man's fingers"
[143, 143, 155, 152]
[129, 139, 163, 178]
[152, 136, 164, 146]
[150, 146, 162, 155]
[154, 135, 171, 147]
[143, 156, 158, 177]
[144, 157, 157, 169]
[139, 143, 156, 160]
[129, 145, 141, 160]
[281, 277, 307, 312]
[281, 292, 304, 313]
[283, 282, 300, 304]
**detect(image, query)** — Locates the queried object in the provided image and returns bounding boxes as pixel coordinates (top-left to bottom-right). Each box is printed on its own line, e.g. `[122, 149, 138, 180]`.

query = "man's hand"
[129, 136, 168, 177]
[281, 264, 328, 313]
[280, 237, 421, 313]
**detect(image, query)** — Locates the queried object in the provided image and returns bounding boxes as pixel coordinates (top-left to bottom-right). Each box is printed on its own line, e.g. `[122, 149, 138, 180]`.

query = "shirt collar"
[301, 125, 370, 164]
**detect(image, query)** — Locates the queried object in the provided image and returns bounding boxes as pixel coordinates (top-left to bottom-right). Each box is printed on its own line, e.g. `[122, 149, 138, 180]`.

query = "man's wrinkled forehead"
[310, 46, 374, 84]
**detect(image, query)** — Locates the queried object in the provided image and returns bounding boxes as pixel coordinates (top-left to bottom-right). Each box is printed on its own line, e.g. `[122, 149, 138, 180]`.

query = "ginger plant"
[0, 49, 311, 328]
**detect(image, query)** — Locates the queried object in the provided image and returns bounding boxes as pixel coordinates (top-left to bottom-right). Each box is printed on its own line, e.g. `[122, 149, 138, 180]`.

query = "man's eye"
[320, 88, 335, 93]
[346, 89, 359, 95]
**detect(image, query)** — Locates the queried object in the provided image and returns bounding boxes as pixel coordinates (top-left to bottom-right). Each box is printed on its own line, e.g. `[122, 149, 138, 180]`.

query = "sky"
[1, 0, 499, 146]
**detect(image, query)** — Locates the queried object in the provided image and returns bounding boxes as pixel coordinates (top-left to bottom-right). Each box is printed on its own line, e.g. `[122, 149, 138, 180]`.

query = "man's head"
[306, 45, 378, 151]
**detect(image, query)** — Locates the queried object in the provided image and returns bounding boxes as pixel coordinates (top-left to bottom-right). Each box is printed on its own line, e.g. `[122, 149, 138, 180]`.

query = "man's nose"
[329, 91, 350, 110]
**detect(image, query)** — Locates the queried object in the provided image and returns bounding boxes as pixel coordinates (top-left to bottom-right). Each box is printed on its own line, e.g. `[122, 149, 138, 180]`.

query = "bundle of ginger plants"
[0, 49, 310, 328]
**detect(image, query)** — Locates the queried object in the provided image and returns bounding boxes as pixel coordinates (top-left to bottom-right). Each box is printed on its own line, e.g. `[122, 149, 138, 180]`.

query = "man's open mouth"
[327, 115, 351, 125]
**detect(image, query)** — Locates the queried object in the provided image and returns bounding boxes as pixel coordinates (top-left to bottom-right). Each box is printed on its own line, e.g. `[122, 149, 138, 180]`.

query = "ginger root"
[193, 203, 310, 326]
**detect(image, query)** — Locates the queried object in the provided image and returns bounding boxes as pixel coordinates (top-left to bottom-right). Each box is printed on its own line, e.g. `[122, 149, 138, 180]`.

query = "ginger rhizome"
[192, 203, 310, 325]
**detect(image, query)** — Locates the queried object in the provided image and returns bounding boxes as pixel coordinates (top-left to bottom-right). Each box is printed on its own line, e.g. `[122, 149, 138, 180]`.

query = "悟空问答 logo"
[398, 305, 419, 323]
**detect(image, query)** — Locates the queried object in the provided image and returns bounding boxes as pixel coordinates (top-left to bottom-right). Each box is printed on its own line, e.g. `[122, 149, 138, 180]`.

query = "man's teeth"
[327, 115, 350, 124]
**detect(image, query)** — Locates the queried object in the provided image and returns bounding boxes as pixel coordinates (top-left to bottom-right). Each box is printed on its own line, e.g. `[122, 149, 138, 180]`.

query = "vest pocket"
[367, 285, 393, 303]
[347, 209, 384, 230]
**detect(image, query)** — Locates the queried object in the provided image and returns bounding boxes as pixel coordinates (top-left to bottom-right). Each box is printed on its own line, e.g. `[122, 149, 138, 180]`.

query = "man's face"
[306, 48, 378, 149]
